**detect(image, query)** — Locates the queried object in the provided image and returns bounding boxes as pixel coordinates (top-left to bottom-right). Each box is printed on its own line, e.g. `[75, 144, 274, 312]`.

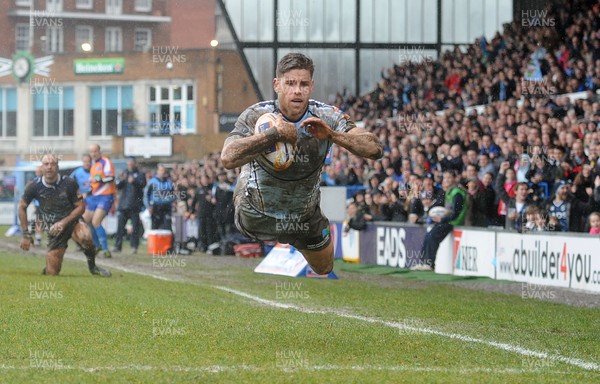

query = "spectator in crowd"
[515, 154, 531, 183]
[589, 212, 600, 235]
[406, 177, 427, 224]
[473, 172, 498, 227]
[388, 190, 408, 222]
[463, 177, 479, 226]
[522, 205, 539, 233]
[439, 144, 464, 173]
[212, 171, 235, 240]
[527, 168, 548, 206]
[545, 178, 600, 232]
[353, 190, 369, 216]
[413, 170, 468, 271]
[477, 153, 495, 180]
[527, 146, 561, 185]
[190, 174, 217, 252]
[479, 134, 500, 159]
[534, 209, 554, 232]
[365, 190, 383, 220]
[145, 165, 176, 231]
[496, 161, 533, 232]
[496, 165, 518, 224]
[345, 201, 368, 231]
[572, 164, 594, 202]
[112, 157, 146, 254]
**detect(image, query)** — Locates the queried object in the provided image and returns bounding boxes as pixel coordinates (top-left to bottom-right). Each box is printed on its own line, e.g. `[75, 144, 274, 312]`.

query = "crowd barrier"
[339, 221, 600, 293]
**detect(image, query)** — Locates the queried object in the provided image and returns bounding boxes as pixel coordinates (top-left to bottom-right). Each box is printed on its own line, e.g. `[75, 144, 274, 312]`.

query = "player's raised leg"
[71, 222, 111, 277]
[297, 240, 334, 275]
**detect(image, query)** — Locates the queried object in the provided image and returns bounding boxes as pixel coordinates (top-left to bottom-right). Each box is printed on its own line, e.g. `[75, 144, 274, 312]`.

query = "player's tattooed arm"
[302, 117, 384, 160]
[221, 118, 297, 169]
[332, 128, 384, 160]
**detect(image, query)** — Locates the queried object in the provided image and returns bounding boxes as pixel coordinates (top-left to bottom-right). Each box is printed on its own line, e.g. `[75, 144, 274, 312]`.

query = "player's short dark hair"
[276, 53, 314, 78]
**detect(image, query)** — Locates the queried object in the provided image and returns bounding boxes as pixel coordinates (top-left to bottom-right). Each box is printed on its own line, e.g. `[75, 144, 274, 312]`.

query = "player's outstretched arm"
[302, 117, 383, 160]
[221, 118, 297, 169]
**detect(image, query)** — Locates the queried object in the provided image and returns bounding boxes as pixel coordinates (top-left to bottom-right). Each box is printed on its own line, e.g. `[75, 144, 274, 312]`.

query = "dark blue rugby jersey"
[22, 176, 82, 224]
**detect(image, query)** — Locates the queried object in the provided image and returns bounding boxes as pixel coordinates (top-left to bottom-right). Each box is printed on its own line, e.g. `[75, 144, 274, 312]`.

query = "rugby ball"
[428, 206, 450, 218]
[255, 113, 294, 171]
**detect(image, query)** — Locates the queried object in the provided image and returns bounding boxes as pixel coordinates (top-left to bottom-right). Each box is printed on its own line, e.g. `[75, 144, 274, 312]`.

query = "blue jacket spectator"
[145, 168, 176, 208]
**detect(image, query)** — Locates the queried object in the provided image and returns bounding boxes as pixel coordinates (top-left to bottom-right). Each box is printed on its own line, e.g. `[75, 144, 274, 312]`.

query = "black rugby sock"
[84, 248, 97, 271]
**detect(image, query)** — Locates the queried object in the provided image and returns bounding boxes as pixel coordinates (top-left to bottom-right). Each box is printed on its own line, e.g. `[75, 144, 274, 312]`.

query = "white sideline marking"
[0, 364, 588, 375]
[56, 258, 600, 373]
[214, 286, 600, 372]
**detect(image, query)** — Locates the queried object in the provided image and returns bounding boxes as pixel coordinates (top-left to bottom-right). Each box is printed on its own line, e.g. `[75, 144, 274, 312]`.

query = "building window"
[90, 85, 133, 137]
[76, 0, 93, 10]
[16, 0, 32, 6]
[45, 26, 64, 53]
[135, 0, 152, 12]
[15, 24, 30, 51]
[46, 0, 63, 12]
[134, 29, 151, 52]
[148, 84, 195, 134]
[105, 27, 122, 52]
[106, 0, 122, 15]
[75, 26, 93, 52]
[0, 89, 17, 138]
[33, 87, 74, 137]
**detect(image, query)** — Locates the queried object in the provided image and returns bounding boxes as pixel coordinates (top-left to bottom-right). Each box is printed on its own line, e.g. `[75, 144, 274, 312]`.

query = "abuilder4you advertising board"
[496, 233, 600, 292]
[359, 223, 600, 293]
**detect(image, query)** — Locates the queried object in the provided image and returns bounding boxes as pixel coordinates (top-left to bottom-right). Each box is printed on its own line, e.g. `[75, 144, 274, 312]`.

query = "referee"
[18, 154, 111, 277]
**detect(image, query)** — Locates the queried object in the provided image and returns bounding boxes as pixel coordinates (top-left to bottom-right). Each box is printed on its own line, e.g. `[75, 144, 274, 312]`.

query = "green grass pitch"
[0, 245, 599, 383]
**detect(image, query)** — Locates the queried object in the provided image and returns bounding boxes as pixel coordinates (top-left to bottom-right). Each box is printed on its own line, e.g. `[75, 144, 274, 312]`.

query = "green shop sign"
[74, 58, 124, 74]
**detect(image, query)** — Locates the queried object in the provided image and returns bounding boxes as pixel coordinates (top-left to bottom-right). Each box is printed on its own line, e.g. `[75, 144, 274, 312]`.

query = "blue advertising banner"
[330, 221, 344, 259]
[360, 222, 427, 268]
